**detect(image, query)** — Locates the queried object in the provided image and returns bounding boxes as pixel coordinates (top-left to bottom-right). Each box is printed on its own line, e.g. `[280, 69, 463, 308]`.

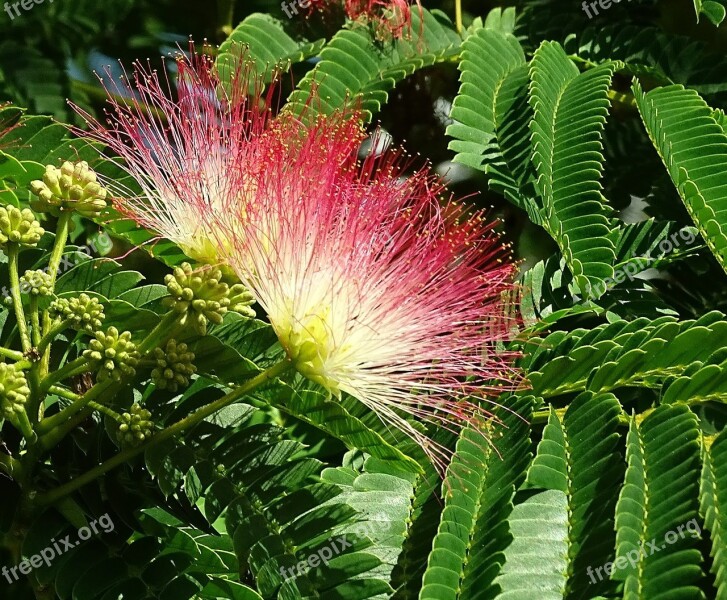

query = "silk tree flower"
[345, 0, 422, 38]
[206, 138, 520, 473]
[70, 45, 285, 265]
[305, 0, 421, 39]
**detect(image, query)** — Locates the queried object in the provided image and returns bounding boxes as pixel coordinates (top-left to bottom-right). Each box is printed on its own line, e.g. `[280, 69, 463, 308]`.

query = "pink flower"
[345, 0, 422, 39]
[304, 0, 421, 40]
[208, 133, 520, 473]
[70, 44, 289, 264]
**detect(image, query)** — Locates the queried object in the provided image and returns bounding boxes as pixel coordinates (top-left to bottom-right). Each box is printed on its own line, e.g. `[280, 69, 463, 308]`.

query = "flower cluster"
[84, 327, 139, 382]
[0, 363, 30, 420]
[30, 161, 108, 218]
[151, 339, 196, 392]
[209, 143, 519, 470]
[51, 294, 106, 332]
[70, 44, 280, 265]
[117, 403, 154, 447]
[303, 0, 421, 39]
[163, 263, 256, 335]
[20, 270, 54, 297]
[0, 206, 44, 247]
[78, 46, 519, 473]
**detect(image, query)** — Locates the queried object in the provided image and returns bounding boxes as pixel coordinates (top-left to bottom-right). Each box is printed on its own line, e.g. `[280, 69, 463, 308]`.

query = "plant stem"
[454, 0, 463, 34]
[37, 379, 112, 434]
[37, 319, 70, 355]
[0, 346, 24, 361]
[46, 213, 72, 290]
[87, 400, 123, 422]
[136, 311, 181, 354]
[29, 296, 41, 348]
[39, 407, 94, 451]
[40, 355, 90, 392]
[12, 410, 37, 445]
[40, 212, 71, 377]
[35, 360, 292, 506]
[7, 244, 31, 353]
[48, 385, 81, 401]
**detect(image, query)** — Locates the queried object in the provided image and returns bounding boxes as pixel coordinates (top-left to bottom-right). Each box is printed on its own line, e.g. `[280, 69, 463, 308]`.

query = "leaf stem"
[35, 359, 292, 506]
[86, 400, 123, 422]
[0, 346, 24, 361]
[29, 296, 41, 348]
[40, 212, 71, 377]
[7, 244, 31, 353]
[454, 0, 463, 34]
[136, 311, 181, 354]
[37, 378, 111, 434]
[37, 319, 71, 355]
[40, 355, 90, 392]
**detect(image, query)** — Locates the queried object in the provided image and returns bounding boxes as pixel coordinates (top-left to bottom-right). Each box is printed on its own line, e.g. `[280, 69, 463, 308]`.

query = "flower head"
[345, 0, 422, 39]
[0, 206, 44, 248]
[30, 161, 108, 218]
[304, 0, 421, 39]
[207, 135, 520, 473]
[70, 43, 284, 265]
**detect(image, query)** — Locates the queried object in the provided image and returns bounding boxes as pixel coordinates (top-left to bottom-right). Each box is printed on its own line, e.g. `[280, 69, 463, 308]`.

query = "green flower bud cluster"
[0, 206, 44, 247]
[30, 161, 108, 218]
[163, 263, 255, 335]
[83, 327, 139, 382]
[51, 293, 105, 332]
[20, 270, 54, 297]
[0, 363, 30, 420]
[117, 403, 154, 447]
[151, 339, 196, 392]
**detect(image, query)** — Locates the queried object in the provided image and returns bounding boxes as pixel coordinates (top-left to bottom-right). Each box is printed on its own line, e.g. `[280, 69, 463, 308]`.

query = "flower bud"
[30, 161, 108, 218]
[117, 403, 154, 447]
[51, 293, 105, 332]
[163, 262, 255, 335]
[83, 326, 139, 382]
[151, 339, 196, 392]
[0, 363, 30, 420]
[20, 270, 53, 297]
[0, 206, 44, 247]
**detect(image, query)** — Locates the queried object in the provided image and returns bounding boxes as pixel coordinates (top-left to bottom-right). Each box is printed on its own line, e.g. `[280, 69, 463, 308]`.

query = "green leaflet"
[693, 0, 727, 25]
[144, 400, 386, 600]
[322, 455, 420, 599]
[522, 392, 624, 598]
[446, 28, 538, 217]
[493, 489, 569, 600]
[634, 81, 727, 275]
[285, 8, 461, 122]
[529, 42, 616, 298]
[614, 406, 704, 599]
[216, 13, 326, 83]
[524, 312, 727, 397]
[701, 430, 727, 600]
[418, 395, 533, 600]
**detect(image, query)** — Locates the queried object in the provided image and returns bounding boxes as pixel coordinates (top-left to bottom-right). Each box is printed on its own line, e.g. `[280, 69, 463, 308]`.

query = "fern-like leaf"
[614, 406, 704, 599]
[528, 42, 616, 297]
[633, 80, 727, 274]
